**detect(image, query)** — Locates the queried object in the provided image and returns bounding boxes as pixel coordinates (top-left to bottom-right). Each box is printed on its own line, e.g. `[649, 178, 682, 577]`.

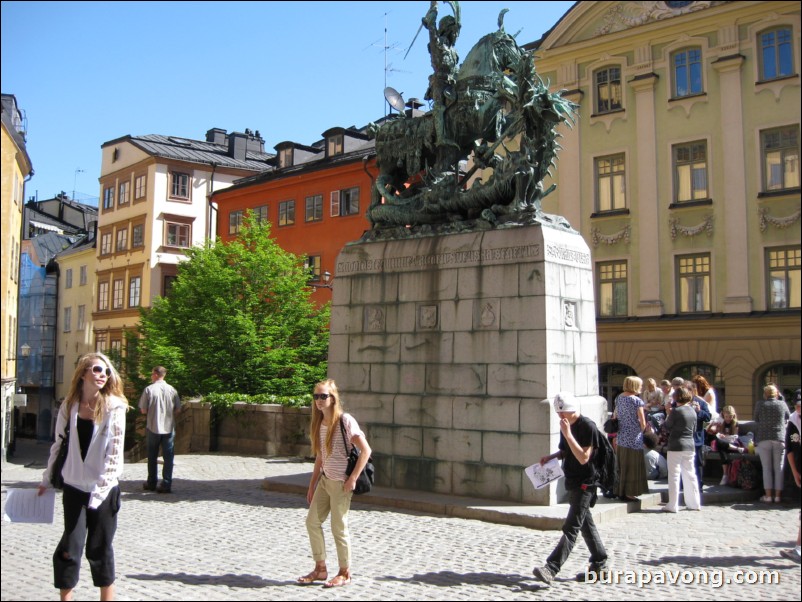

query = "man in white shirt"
[139, 366, 181, 493]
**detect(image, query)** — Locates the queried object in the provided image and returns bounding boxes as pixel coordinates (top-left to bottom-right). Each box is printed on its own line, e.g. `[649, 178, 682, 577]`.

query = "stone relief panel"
[474, 299, 500, 330]
[417, 304, 439, 330]
[364, 306, 385, 333]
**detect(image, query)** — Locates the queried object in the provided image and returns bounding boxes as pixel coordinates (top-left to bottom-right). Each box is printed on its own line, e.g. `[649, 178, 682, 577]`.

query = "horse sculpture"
[365, 12, 575, 234]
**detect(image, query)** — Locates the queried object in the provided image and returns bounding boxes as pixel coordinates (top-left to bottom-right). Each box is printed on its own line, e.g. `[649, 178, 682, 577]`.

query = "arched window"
[598, 363, 636, 413]
[759, 363, 801, 411]
[670, 363, 724, 408]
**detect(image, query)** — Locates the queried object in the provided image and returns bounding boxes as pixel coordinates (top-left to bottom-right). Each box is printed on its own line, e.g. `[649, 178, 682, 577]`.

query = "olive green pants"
[305, 474, 353, 569]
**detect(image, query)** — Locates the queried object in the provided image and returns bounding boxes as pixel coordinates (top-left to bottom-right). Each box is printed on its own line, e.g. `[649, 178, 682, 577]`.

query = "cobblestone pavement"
[2, 439, 800, 601]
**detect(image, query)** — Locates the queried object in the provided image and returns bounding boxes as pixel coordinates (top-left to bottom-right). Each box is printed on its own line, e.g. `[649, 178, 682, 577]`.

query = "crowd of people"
[601, 377, 801, 564]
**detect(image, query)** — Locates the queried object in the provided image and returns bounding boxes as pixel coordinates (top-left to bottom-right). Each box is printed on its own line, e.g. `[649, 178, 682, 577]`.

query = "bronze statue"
[364, 4, 577, 237]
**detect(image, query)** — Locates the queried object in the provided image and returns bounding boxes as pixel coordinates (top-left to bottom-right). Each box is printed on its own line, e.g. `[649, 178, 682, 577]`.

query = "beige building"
[55, 237, 97, 402]
[94, 129, 273, 354]
[528, 1, 800, 417]
[1, 94, 33, 459]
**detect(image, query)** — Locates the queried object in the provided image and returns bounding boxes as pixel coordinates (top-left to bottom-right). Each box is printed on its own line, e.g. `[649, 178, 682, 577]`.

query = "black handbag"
[603, 417, 619, 435]
[339, 415, 374, 495]
[50, 418, 70, 490]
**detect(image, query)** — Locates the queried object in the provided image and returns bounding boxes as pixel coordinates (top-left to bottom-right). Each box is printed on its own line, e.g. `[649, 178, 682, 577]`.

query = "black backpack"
[591, 423, 619, 493]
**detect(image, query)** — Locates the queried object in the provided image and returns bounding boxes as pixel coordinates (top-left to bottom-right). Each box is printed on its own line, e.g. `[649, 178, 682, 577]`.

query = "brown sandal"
[297, 568, 327, 585]
[323, 571, 351, 588]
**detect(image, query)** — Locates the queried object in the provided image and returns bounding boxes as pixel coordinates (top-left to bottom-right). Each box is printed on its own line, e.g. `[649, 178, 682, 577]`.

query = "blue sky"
[2, 1, 575, 204]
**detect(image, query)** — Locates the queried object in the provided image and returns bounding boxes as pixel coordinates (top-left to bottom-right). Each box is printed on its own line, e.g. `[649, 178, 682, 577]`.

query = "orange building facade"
[213, 132, 376, 306]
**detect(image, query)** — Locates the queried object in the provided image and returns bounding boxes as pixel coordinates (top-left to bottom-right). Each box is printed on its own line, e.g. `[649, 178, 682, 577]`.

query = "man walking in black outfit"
[532, 392, 608, 584]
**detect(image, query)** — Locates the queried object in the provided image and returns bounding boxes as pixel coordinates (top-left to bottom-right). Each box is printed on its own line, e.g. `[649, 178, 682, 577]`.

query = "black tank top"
[77, 417, 93, 461]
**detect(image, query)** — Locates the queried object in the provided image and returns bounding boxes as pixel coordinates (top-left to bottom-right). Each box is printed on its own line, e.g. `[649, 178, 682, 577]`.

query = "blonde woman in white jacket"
[38, 352, 129, 601]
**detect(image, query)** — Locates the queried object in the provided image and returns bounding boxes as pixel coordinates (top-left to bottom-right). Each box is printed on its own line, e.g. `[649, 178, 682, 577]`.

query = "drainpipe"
[207, 162, 218, 241]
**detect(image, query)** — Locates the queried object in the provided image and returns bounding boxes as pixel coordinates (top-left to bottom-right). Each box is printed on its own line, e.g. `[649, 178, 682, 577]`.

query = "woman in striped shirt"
[297, 379, 372, 588]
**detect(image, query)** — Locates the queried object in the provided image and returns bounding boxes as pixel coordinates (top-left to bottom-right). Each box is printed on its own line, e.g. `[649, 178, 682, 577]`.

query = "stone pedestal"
[328, 224, 605, 504]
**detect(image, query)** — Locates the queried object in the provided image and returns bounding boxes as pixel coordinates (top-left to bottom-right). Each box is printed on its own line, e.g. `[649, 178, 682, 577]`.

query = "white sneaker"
[720, 474, 729, 486]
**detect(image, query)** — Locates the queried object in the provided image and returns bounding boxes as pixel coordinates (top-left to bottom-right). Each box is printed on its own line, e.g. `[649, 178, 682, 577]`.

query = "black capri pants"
[54, 484, 121, 589]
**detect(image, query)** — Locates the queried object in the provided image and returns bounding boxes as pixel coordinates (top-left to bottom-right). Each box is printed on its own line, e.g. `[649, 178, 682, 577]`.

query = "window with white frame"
[330, 187, 360, 217]
[135, 174, 147, 199]
[278, 200, 295, 226]
[761, 126, 800, 192]
[103, 186, 114, 209]
[758, 27, 795, 81]
[597, 261, 628, 317]
[63, 306, 72, 332]
[305, 195, 323, 222]
[673, 141, 708, 202]
[116, 227, 128, 252]
[79, 265, 87, 286]
[677, 253, 711, 313]
[65, 268, 73, 289]
[132, 224, 144, 248]
[118, 180, 130, 206]
[595, 154, 626, 212]
[229, 210, 243, 235]
[129, 276, 141, 308]
[100, 233, 113, 256]
[95, 332, 107, 353]
[77, 305, 86, 330]
[165, 223, 190, 247]
[170, 171, 190, 199]
[671, 47, 703, 97]
[767, 246, 801, 309]
[594, 66, 622, 114]
[112, 279, 124, 309]
[98, 281, 109, 311]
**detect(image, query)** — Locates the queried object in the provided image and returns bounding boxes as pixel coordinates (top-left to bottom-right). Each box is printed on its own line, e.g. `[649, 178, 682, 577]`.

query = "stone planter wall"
[174, 399, 312, 458]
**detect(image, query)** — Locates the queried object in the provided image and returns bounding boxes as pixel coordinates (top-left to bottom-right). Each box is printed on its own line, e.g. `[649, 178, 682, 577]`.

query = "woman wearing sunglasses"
[38, 352, 129, 601]
[297, 379, 372, 588]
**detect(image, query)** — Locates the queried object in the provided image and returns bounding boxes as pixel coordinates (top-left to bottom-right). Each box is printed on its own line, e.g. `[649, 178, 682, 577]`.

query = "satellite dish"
[384, 87, 406, 113]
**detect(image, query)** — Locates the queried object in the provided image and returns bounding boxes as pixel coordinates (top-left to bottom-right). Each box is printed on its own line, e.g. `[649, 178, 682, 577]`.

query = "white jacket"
[41, 397, 127, 509]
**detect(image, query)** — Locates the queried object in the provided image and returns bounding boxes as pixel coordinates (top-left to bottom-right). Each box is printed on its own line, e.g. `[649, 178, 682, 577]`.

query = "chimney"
[206, 128, 227, 145]
[228, 132, 248, 161]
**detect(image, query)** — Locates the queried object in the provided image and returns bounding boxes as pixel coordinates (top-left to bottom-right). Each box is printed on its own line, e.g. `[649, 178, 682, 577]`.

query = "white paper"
[524, 458, 564, 490]
[3, 488, 56, 524]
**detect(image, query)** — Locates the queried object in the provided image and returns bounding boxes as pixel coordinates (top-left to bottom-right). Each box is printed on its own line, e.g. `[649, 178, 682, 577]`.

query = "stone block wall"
[329, 224, 606, 504]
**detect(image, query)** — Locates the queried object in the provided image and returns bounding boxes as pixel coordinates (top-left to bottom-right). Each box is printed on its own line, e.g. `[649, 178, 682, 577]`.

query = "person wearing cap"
[780, 390, 801, 563]
[532, 392, 608, 585]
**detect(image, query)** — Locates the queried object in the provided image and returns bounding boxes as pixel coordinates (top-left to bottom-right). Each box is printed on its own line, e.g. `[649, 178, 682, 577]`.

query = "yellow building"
[55, 236, 97, 402]
[94, 129, 273, 353]
[528, 1, 801, 417]
[1, 94, 33, 459]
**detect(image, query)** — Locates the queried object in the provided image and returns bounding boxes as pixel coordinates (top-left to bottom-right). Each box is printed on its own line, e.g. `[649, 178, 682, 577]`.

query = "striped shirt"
[320, 413, 365, 481]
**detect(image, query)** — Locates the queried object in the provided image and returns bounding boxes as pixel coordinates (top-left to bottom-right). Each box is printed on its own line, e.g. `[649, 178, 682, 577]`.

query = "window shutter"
[330, 191, 340, 217]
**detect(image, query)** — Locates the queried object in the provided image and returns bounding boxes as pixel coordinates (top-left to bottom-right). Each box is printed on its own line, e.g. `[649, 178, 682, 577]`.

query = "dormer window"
[279, 147, 293, 168]
[327, 133, 344, 157]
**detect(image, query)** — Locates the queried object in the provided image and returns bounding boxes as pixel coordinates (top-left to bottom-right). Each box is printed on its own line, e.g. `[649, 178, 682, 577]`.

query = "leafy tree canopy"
[136, 215, 330, 396]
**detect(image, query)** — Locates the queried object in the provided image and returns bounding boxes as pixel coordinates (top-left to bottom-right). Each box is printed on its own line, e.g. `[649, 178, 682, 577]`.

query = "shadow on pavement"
[376, 570, 536, 589]
[125, 572, 292, 588]
[643, 554, 792, 571]
[117, 478, 308, 510]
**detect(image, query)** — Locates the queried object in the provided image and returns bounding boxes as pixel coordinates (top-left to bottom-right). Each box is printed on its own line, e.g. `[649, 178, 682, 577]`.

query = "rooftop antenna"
[72, 168, 84, 201]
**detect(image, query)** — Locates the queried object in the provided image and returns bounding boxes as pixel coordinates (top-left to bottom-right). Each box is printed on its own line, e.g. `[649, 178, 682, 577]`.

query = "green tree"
[137, 215, 330, 396]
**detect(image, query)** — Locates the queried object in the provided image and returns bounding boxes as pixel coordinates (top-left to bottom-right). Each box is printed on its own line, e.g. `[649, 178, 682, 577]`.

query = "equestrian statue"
[364, 1, 577, 238]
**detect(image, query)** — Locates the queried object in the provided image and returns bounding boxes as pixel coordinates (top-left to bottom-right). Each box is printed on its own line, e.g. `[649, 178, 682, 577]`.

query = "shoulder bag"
[50, 417, 70, 490]
[339, 415, 374, 495]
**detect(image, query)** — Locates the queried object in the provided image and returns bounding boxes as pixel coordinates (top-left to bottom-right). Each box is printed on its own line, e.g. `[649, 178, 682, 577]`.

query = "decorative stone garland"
[759, 206, 801, 232]
[670, 215, 714, 239]
[591, 225, 631, 247]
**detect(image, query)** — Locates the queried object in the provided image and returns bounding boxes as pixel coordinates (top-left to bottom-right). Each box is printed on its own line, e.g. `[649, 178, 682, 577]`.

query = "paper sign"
[524, 458, 564, 490]
[3, 488, 56, 524]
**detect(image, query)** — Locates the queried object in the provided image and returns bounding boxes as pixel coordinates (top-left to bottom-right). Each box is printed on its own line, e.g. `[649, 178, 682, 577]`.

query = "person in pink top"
[297, 379, 372, 588]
